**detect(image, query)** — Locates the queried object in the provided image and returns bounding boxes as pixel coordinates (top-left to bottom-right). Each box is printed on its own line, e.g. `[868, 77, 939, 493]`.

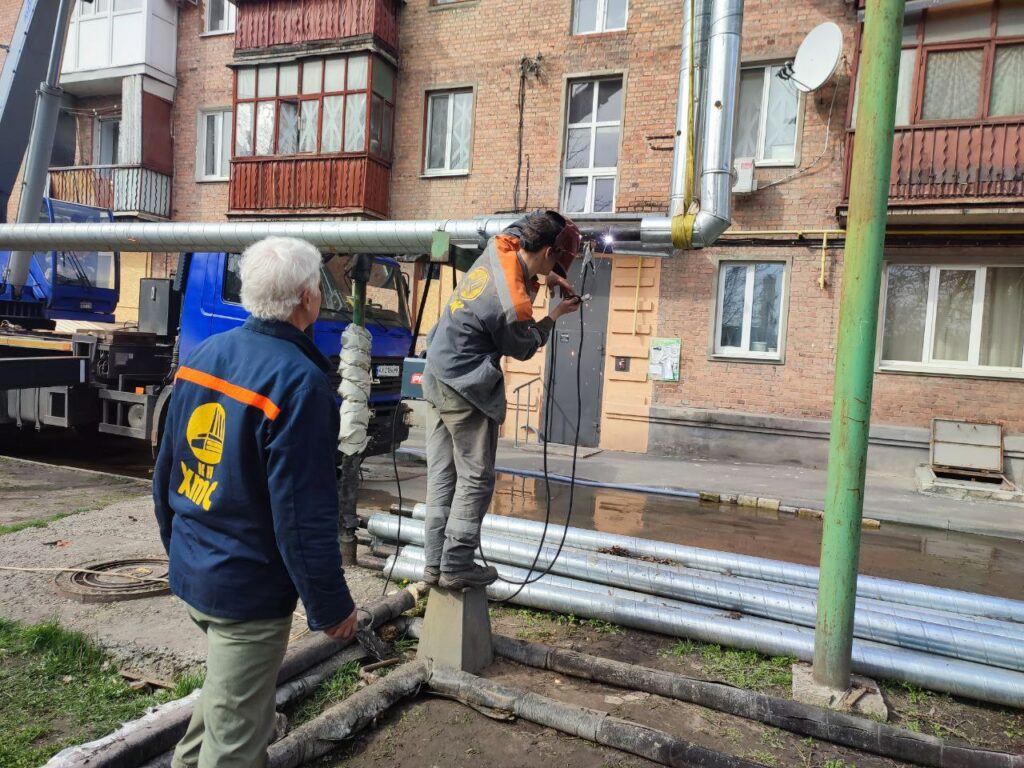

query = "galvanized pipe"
[398, 514, 1024, 641]
[470, 513, 1024, 624]
[0, 217, 677, 255]
[386, 554, 1024, 708]
[371, 517, 1024, 670]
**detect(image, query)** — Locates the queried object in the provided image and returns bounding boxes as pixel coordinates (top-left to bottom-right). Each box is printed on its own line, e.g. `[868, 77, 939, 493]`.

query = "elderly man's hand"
[323, 608, 359, 641]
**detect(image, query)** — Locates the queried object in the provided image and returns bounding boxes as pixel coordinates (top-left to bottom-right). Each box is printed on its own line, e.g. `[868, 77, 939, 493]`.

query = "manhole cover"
[55, 557, 170, 603]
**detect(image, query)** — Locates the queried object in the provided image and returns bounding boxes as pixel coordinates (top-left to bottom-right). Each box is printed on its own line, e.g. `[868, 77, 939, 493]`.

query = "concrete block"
[736, 494, 758, 508]
[861, 517, 881, 530]
[699, 491, 721, 503]
[417, 586, 493, 673]
[797, 508, 823, 520]
[756, 497, 781, 511]
[791, 663, 888, 720]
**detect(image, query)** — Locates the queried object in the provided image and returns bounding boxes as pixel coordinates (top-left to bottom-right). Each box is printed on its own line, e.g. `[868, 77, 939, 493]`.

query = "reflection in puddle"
[370, 471, 1024, 601]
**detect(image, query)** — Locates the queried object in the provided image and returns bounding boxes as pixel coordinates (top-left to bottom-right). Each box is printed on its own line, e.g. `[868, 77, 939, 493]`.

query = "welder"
[420, 209, 582, 591]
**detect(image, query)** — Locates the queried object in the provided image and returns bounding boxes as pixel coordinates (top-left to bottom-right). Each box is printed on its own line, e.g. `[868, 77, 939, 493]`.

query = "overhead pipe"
[385, 555, 1024, 708]
[371, 517, 1024, 671]
[399, 510, 1024, 641]
[468, 513, 1024, 624]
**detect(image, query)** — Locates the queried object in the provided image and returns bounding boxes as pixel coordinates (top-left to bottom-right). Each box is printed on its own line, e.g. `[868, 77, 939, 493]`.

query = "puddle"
[369, 471, 1024, 601]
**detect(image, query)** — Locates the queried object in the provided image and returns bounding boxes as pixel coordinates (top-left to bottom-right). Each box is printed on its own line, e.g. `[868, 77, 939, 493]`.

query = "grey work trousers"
[423, 381, 499, 572]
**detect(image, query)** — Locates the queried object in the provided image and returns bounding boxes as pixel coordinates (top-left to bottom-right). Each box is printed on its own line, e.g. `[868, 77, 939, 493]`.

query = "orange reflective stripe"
[494, 234, 535, 322]
[175, 366, 281, 421]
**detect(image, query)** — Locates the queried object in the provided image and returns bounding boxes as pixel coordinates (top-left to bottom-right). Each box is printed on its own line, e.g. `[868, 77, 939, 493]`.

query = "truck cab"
[174, 251, 412, 455]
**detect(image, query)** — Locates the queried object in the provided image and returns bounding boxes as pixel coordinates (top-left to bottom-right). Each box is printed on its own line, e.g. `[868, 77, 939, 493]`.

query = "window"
[197, 109, 232, 181]
[734, 65, 800, 165]
[573, 0, 628, 34]
[222, 253, 243, 304]
[96, 118, 120, 165]
[561, 76, 622, 213]
[204, 0, 236, 34]
[233, 55, 395, 160]
[424, 90, 473, 174]
[852, 0, 1024, 126]
[714, 262, 786, 359]
[881, 264, 1024, 374]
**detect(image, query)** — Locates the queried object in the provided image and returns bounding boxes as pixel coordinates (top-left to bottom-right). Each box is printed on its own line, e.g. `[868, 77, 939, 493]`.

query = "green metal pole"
[812, 0, 905, 692]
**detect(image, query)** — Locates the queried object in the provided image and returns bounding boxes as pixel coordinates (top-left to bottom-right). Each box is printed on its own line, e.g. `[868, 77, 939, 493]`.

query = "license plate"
[376, 364, 401, 378]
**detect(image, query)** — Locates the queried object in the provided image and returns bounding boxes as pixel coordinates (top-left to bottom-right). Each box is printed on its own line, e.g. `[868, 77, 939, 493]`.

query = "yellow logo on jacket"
[449, 267, 489, 315]
[177, 403, 225, 511]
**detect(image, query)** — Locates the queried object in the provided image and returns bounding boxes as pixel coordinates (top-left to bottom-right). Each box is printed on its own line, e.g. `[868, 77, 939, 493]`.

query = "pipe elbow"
[692, 211, 732, 249]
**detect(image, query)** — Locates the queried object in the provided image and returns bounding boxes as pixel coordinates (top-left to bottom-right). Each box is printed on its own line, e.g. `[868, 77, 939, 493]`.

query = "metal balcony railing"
[48, 165, 173, 220]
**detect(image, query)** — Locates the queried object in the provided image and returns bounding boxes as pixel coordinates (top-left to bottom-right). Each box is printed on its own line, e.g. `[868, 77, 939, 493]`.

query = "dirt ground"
[1, 455, 1022, 767]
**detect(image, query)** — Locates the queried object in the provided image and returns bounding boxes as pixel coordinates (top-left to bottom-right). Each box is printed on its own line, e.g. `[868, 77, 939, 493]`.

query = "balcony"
[234, 0, 400, 53]
[842, 119, 1024, 216]
[229, 156, 390, 217]
[48, 165, 173, 220]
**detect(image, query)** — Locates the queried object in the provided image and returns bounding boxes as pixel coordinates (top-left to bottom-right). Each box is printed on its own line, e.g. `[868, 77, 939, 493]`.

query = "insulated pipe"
[397, 518, 1024, 641]
[669, 0, 701, 217]
[385, 555, 1024, 708]
[372, 518, 1024, 671]
[472, 513, 1024, 624]
[5, 0, 75, 292]
[690, 0, 742, 248]
[0, 217, 670, 255]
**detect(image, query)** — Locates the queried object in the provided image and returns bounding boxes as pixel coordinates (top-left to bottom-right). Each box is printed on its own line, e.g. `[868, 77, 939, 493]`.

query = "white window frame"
[94, 117, 120, 166]
[572, 0, 629, 35]
[196, 108, 232, 182]
[878, 264, 1024, 379]
[423, 89, 474, 177]
[712, 260, 788, 361]
[203, 0, 237, 36]
[561, 75, 622, 214]
[737, 63, 803, 168]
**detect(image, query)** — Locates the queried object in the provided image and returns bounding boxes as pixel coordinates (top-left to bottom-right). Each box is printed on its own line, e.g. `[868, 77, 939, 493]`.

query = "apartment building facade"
[3, 0, 1023, 483]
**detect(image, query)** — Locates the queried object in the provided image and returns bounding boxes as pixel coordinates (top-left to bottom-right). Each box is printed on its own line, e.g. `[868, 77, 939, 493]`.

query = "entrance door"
[541, 256, 611, 447]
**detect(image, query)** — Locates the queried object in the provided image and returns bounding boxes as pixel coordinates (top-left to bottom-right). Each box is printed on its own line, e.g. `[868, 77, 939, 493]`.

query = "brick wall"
[171, 0, 233, 223]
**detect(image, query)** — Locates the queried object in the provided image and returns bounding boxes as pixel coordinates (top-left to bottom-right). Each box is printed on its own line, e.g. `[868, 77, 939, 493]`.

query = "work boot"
[422, 566, 440, 586]
[439, 563, 499, 592]
[340, 531, 358, 568]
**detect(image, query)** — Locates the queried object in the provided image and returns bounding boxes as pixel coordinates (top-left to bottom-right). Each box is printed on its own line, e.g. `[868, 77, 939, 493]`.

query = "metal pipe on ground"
[428, 665, 763, 768]
[492, 635, 1024, 768]
[473, 513, 1024, 624]
[44, 586, 421, 768]
[396, 509, 1024, 641]
[370, 516, 1024, 671]
[384, 555, 1024, 707]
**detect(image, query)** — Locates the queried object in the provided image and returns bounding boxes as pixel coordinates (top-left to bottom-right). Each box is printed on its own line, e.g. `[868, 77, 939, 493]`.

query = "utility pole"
[812, 0, 906, 692]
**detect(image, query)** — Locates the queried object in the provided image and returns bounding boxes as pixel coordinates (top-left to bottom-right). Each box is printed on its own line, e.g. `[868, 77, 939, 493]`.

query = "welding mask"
[551, 217, 582, 278]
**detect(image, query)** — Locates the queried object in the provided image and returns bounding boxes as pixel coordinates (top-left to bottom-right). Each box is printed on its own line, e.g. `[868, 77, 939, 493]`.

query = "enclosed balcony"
[843, 0, 1024, 219]
[48, 165, 172, 220]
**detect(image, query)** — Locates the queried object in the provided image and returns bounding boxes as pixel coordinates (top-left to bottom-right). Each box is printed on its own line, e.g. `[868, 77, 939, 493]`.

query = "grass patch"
[171, 670, 205, 699]
[665, 639, 793, 691]
[0, 617, 172, 768]
[292, 661, 362, 725]
[744, 750, 778, 767]
[0, 511, 79, 536]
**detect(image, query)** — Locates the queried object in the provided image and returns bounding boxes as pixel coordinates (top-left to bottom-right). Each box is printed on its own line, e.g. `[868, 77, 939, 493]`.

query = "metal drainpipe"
[4, 0, 75, 295]
[812, 0, 906, 694]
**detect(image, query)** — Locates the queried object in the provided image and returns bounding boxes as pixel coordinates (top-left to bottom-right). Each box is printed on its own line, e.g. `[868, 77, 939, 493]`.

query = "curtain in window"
[990, 45, 1024, 118]
[734, 69, 762, 159]
[980, 267, 1024, 367]
[344, 94, 366, 152]
[449, 92, 473, 170]
[921, 49, 983, 120]
[882, 265, 928, 362]
[278, 102, 298, 155]
[932, 269, 975, 362]
[299, 101, 319, 154]
[322, 97, 342, 152]
[750, 264, 783, 352]
[763, 73, 798, 161]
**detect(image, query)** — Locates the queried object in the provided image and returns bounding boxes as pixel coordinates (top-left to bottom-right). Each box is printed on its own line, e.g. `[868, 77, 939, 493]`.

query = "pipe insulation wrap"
[386, 555, 1024, 708]
[473, 513, 1024, 624]
[337, 324, 372, 456]
[369, 516, 1024, 670]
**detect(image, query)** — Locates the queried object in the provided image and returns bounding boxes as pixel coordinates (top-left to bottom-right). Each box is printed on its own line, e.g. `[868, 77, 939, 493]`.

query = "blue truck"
[0, 200, 412, 455]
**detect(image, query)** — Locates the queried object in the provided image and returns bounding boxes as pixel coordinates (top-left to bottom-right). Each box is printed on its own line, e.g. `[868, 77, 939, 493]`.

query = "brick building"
[3, 0, 1024, 483]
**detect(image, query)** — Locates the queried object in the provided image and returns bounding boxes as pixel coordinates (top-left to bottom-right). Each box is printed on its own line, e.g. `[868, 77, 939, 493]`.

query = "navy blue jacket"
[153, 317, 354, 631]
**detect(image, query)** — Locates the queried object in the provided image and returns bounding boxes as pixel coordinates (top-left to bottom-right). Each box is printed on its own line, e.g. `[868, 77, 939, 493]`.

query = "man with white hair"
[153, 237, 358, 768]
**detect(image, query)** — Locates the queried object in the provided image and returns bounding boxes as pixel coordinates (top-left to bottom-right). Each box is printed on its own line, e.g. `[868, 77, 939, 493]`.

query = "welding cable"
[482, 257, 592, 601]
[380, 402, 405, 595]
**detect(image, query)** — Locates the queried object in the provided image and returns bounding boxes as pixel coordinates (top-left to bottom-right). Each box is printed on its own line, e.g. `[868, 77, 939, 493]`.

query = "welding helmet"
[551, 215, 582, 278]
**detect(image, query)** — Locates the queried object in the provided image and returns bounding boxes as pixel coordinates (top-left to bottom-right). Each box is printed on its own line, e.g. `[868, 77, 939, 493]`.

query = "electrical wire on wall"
[513, 55, 543, 213]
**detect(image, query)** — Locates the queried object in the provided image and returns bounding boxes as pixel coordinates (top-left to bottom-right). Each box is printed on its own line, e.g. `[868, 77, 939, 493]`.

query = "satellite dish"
[788, 22, 843, 93]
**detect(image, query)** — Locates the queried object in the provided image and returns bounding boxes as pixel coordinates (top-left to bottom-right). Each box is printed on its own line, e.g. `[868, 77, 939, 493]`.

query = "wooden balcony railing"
[843, 119, 1024, 204]
[229, 156, 390, 217]
[234, 0, 400, 52]
[48, 165, 172, 220]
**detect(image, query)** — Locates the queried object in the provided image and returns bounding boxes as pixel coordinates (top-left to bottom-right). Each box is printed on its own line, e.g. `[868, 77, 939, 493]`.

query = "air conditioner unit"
[732, 157, 757, 194]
